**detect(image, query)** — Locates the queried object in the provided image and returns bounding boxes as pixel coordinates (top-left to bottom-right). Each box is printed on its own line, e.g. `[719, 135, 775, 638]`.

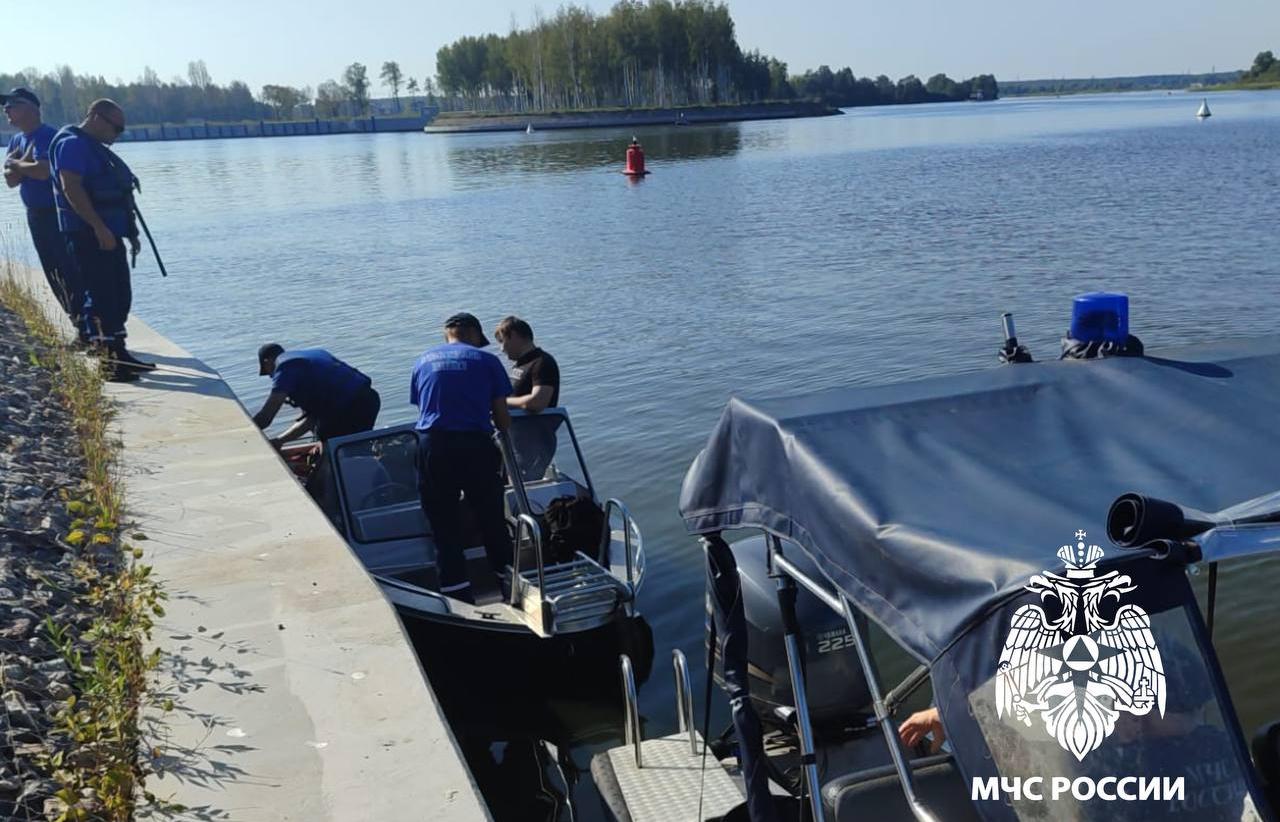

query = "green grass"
[0, 262, 170, 822]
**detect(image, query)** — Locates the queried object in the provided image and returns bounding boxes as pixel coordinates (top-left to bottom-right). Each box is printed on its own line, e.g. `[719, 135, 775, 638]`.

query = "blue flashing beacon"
[1070, 292, 1129, 343]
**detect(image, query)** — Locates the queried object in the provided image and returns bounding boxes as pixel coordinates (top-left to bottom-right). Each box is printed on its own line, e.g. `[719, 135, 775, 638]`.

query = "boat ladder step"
[513, 556, 626, 635]
[594, 732, 744, 821]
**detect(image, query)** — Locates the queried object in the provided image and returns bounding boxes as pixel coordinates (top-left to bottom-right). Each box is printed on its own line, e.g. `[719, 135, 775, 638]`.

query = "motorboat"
[295, 408, 645, 646]
[595, 295, 1280, 820]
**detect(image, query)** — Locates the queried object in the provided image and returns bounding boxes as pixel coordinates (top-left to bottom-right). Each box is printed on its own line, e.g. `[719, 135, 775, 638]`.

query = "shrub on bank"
[0, 268, 170, 821]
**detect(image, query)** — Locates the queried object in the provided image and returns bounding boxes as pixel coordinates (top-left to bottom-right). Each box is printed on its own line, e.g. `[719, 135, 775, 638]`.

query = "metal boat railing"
[672, 649, 696, 756]
[618, 651, 698, 768]
[620, 653, 643, 767]
[769, 536, 939, 822]
[603, 497, 642, 596]
[500, 428, 641, 634]
[510, 513, 548, 610]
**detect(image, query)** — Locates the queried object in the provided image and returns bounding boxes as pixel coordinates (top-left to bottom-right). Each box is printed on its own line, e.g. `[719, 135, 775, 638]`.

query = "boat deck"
[595, 732, 744, 821]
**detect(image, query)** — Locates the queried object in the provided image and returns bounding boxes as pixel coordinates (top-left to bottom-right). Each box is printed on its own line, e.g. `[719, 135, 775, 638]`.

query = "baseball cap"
[0, 88, 40, 108]
[257, 342, 284, 375]
[445, 312, 490, 347]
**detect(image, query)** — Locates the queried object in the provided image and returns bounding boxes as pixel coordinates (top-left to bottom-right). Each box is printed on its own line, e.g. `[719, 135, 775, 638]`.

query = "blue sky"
[8, 0, 1277, 92]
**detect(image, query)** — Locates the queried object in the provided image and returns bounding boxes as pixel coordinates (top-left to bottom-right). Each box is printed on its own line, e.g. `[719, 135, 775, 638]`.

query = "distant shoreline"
[1005, 85, 1278, 99]
[1207, 81, 1280, 92]
[423, 101, 839, 134]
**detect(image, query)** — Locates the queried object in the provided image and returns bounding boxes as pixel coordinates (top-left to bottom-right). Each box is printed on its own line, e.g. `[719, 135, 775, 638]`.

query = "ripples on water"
[4, 90, 1279, 816]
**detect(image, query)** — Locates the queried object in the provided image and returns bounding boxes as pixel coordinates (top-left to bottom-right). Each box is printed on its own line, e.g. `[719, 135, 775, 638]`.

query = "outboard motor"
[708, 535, 874, 735]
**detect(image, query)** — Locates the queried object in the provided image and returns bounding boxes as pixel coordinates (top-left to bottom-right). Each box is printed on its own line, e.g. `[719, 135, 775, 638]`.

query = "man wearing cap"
[49, 99, 149, 380]
[252, 344, 381, 446]
[410, 313, 513, 603]
[3, 88, 81, 333]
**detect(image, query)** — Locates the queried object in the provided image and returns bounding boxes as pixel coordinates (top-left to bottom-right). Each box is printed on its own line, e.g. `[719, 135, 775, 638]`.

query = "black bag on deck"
[541, 495, 606, 565]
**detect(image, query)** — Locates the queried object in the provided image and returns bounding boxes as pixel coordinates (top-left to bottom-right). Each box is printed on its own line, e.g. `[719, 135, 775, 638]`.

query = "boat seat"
[821, 753, 979, 821]
[351, 501, 428, 543]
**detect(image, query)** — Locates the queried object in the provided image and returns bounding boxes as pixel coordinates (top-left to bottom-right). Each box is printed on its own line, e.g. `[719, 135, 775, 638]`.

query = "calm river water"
[4, 90, 1280, 819]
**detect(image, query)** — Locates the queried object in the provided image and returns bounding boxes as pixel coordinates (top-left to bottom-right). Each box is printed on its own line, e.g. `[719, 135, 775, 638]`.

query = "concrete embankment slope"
[11, 264, 488, 820]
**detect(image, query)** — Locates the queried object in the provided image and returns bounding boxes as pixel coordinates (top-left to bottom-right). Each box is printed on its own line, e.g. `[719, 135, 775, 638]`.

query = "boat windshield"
[507, 411, 592, 495]
[959, 589, 1263, 821]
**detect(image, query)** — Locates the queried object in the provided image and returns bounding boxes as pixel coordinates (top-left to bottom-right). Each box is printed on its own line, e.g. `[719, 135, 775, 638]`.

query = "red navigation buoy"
[622, 137, 650, 176]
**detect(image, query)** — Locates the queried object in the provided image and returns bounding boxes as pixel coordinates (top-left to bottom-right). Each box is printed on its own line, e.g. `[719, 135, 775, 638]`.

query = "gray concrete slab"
[5, 262, 489, 820]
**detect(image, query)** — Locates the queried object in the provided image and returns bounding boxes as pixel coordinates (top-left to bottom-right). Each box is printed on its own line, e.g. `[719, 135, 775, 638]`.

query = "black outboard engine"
[708, 535, 874, 735]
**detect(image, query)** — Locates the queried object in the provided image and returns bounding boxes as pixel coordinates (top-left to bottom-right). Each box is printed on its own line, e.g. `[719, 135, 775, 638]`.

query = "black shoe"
[115, 347, 156, 371]
[104, 361, 140, 383]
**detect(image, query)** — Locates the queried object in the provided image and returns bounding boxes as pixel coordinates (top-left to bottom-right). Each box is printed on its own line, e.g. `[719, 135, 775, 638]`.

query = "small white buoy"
[1196, 98, 1211, 119]
[525, 123, 534, 134]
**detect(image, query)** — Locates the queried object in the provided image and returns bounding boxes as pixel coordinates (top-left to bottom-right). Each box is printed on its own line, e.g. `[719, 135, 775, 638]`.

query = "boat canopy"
[679, 335, 1280, 663]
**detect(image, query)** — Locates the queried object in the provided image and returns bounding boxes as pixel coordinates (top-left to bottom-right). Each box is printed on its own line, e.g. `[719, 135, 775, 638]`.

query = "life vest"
[49, 125, 137, 227]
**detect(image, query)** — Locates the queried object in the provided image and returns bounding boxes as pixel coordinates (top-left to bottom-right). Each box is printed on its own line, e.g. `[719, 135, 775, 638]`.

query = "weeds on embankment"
[0, 269, 170, 821]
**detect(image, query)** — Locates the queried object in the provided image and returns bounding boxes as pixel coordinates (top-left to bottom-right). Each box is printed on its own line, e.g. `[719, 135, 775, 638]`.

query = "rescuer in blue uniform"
[410, 313, 514, 603]
[49, 99, 151, 380]
[252, 344, 381, 445]
[2, 88, 81, 333]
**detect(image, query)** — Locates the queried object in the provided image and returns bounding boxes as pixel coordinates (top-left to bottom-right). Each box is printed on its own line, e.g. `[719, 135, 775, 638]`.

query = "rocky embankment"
[0, 305, 93, 818]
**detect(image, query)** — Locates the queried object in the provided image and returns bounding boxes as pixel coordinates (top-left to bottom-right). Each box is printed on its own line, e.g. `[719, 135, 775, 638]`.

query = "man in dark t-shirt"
[494, 316, 560, 412]
[495, 316, 561, 481]
[252, 343, 381, 446]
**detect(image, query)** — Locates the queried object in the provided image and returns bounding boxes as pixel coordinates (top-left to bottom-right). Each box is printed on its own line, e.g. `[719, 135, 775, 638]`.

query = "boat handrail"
[620, 654, 643, 767]
[496, 429, 534, 517]
[672, 649, 696, 756]
[510, 513, 548, 613]
[603, 497, 640, 594]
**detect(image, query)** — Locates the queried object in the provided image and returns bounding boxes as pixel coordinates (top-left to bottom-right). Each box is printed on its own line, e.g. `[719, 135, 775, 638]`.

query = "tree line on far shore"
[789, 66, 998, 106]
[0, 61, 420, 128]
[432, 1, 997, 111]
[1239, 50, 1279, 85]
[2, 1, 1006, 129]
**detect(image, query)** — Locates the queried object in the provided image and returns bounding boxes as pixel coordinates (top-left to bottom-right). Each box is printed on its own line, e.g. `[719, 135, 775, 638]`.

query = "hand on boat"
[898, 707, 946, 754]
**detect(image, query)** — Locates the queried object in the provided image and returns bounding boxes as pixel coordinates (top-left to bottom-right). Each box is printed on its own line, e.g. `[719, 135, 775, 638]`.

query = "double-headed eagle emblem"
[996, 531, 1165, 761]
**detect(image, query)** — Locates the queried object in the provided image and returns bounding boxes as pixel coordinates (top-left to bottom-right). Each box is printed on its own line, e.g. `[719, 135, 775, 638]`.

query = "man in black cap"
[409, 313, 513, 603]
[3, 88, 81, 334]
[252, 343, 381, 446]
[49, 99, 150, 380]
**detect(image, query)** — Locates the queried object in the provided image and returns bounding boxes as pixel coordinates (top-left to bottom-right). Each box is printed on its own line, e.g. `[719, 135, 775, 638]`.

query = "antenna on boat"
[998, 312, 1033, 364]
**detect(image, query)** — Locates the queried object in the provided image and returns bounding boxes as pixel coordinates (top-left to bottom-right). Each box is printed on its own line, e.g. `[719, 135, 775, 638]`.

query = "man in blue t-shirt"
[252, 344, 381, 446]
[49, 98, 150, 381]
[410, 313, 514, 602]
[2, 87, 82, 332]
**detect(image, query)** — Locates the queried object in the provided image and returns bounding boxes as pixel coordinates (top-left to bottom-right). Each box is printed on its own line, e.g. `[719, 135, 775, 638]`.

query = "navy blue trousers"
[416, 430, 514, 594]
[66, 230, 131, 343]
[26, 207, 81, 323]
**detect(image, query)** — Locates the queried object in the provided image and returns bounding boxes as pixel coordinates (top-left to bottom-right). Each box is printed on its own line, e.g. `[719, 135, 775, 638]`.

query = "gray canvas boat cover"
[679, 335, 1280, 663]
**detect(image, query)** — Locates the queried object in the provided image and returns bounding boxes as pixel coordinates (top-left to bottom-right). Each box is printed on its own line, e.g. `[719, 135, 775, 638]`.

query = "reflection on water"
[445, 124, 744, 182]
[414, 615, 655, 820]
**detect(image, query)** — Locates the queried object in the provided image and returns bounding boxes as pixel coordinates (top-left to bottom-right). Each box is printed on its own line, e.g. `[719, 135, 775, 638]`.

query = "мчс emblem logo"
[997, 531, 1165, 761]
